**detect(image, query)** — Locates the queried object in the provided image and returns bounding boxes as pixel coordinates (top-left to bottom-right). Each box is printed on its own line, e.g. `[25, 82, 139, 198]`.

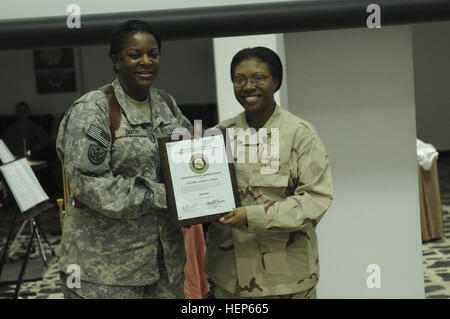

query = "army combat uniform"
[56, 79, 191, 298]
[204, 105, 333, 298]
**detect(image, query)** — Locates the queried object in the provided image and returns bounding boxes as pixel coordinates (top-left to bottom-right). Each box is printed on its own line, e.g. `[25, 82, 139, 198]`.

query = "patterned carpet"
[423, 153, 450, 298]
[1, 210, 450, 299]
[0, 234, 62, 299]
[422, 202, 450, 298]
[0, 200, 63, 299]
[0, 155, 449, 299]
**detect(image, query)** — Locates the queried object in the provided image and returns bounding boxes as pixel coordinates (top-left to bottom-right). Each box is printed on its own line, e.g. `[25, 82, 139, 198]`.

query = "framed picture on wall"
[33, 48, 76, 94]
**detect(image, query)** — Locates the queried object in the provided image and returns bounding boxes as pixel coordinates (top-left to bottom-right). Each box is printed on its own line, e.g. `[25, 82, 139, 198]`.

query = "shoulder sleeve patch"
[85, 124, 110, 149]
[88, 144, 107, 165]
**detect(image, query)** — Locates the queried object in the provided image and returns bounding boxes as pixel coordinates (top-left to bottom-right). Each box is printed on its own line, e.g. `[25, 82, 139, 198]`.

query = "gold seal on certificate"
[158, 130, 240, 226]
[190, 154, 208, 174]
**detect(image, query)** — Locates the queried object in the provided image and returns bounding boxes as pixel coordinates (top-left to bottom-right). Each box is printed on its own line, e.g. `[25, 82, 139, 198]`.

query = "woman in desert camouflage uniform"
[204, 47, 334, 299]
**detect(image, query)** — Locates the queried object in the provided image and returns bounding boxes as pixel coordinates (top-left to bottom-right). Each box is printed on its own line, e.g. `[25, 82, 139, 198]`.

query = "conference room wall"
[0, 38, 217, 137]
[412, 21, 450, 151]
[284, 25, 424, 298]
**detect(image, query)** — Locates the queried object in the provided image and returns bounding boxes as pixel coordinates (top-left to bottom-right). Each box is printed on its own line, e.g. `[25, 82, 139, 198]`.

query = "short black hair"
[109, 20, 161, 73]
[230, 47, 283, 92]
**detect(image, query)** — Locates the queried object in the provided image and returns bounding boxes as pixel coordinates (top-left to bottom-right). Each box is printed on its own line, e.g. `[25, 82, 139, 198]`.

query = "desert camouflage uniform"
[56, 78, 191, 298]
[204, 105, 333, 298]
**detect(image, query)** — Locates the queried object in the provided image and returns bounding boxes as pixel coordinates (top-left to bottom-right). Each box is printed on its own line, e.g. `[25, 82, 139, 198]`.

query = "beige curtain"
[418, 158, 444, 242]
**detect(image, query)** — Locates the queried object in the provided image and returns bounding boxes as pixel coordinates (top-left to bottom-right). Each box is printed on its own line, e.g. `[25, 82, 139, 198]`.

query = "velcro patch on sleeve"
[88, 144, 107, 165]
[86, 124, 110, 149]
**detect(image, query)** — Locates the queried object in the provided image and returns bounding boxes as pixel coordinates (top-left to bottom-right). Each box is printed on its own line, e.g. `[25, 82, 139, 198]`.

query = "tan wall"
[413, 21, 450, 151]
[284, 25, 424, 298]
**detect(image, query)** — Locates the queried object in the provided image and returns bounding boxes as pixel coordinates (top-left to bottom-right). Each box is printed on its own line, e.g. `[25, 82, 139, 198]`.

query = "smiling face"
[233, 59, 279, 116]
[112, 32, 160, 101]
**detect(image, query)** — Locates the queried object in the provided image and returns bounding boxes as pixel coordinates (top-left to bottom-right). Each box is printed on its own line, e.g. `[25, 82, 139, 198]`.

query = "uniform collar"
[234, 104, 282, 130]
[232, 105, 282, 145]
[150, 89, 171, 128]
[112, 78, 170, 128]
[260, 104, 282, 130]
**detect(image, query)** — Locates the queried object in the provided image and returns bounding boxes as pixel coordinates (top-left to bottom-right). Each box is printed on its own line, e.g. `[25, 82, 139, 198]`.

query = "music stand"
[0, 157, 54, 299]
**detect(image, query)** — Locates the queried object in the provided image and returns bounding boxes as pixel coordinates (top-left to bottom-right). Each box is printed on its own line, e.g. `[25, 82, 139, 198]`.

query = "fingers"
[219, 207, 247, 228]
[220, 211, 235, 223]
[219, 209, 247, 228]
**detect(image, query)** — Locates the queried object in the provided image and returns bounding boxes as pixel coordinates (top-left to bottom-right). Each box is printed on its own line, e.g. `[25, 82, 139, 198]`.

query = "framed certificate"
[158, 130, 241, 227]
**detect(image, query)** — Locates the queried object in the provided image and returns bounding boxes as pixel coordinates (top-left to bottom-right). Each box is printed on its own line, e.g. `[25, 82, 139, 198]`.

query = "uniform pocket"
[109, 137, 140, 177]
[258, 233, 290, 276]
[258, 231, 309, 281]
[250, 165, 290, 201]
[131, 141, 159, 179]
[234, 163, 249, 189]
[250, 173, 289, 187]
[205, 222, 234, 250]
[250, 164, 290, 186]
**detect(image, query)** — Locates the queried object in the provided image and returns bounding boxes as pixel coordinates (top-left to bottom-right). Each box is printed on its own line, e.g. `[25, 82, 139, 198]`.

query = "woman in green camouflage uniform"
[56, 20, 191, 299]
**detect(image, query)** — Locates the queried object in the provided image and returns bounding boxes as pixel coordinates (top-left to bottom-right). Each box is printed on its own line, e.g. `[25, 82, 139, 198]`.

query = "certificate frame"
[158, 129, 241, 227]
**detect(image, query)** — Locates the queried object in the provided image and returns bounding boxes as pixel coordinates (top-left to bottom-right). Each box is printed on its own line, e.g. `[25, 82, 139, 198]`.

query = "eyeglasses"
[233, 74, 273, 88]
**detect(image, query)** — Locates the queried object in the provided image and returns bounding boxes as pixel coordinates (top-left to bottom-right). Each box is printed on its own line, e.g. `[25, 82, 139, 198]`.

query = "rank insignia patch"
[88, 144, 106, 165]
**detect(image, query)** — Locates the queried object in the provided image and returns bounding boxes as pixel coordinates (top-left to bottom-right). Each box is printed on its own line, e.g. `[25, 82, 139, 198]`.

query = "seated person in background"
[2, 102, 51, 159]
